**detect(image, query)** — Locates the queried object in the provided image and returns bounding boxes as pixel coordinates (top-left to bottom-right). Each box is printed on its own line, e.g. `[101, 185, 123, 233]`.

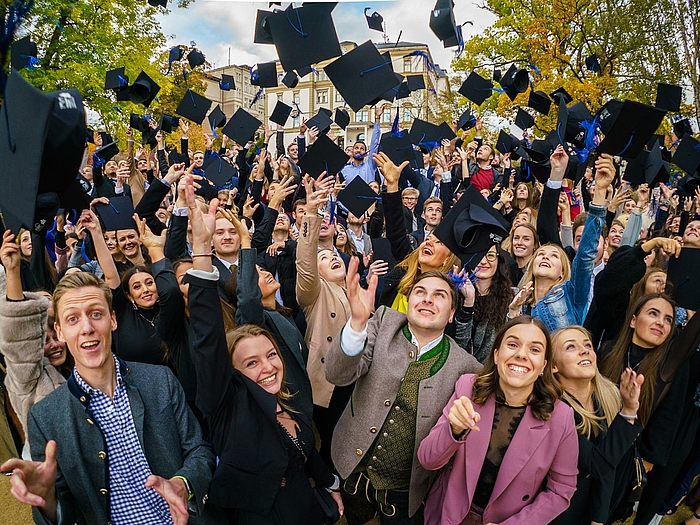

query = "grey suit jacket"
[325, 307, 482, 517]
[28, 359, 216, 525]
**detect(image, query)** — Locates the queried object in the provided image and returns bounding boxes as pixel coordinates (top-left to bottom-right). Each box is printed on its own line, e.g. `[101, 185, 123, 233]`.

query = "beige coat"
[325, 307, 482, 517]
[295, 214, 350, 408]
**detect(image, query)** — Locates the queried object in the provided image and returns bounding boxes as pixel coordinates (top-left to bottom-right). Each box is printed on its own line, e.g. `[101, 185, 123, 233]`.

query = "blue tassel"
[166, 46, 181, 75]
[111, 105, 123, 114]
[249, 66, 259, 83]
[527, 63, 541, 77]
[19, 53, 38, 70]
[428, 88, 437, 95]
[80, 242, 89, 264]
[182, 68, 189, 82]
[405, 50, 436, 73]
[250, 87, 264, 108]
[290, 101, 302, 119]
[219, 80, 230, 90]
[92, 153, 105, 169]
[0, 0, 35, 91]
[390, 109, 401, 137]
[571, 116, 601, 164]
[492, 87, 505, 93]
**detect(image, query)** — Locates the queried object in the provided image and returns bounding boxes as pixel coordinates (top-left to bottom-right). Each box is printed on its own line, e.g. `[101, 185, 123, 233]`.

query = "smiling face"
[232, 334, 284, 395]
[213, 218, 240, 258]
[474, 248, 498, 281]
[44, 301, 67, 368]
[512, 225, 536, 261]
[494, 323, 548, 399]
[257, 265, 281, 299]
[532, 245, 564, 281]
[630, 297, 674, 348]
[20, 230, 32, 257]
[287, 143, 298, 161]
[126, 271, 158, 309]
[608, 223, 624, 248]
[406, 276, 456, 334]
[103, 231, 120, 257]
[274, 213, 290, 232]
[623, 200, 636, 214]
[335, 225, 348, 248]
[417, 235, 451, 271]
[55, 286, 117, 375]
[317, 249, 345, 283]
[683, 220, 700, 248]
[116, 229, 141, 259]
[552, 328, 596, 382]
[193, 152, 205, 167]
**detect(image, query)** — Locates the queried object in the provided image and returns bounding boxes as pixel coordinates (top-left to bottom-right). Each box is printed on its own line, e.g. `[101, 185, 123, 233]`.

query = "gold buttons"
[99, 488, 108, 496]
[370, 427, 377, 433]
[372, 456, 377, 461]
[355, 449, 363, 456]
[384, 400, 391, 407]
[86, 418, 94, 425]
[377, 445, 382, 450]
[368, 465, 373, 470]
[395, 406, 400, 411]
[98, 451, 107, 460]
[79, 396, 87, 403]
[409, 351, 415, 359]
[383, 432, 388, 437]
[389, 419, 394, 424]
[280, 477, 286, 487]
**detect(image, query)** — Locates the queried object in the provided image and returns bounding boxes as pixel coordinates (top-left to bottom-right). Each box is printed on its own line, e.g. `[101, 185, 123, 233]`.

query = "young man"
[1, 271, 216, 525]
[325, 264, 482, 523]
[211, 214, 241, 298]
[468, 143, 503, 192]
[346, 211, 372, 256]
[411, 197, 443, 245]
[340, 104, 386, 185]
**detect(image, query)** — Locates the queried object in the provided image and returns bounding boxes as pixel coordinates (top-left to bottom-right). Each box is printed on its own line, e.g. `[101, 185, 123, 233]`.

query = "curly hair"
[474, 247, 515, 329]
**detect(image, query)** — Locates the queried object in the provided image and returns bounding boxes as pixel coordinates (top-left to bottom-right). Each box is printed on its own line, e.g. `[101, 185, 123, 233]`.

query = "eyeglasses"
[484, 252, 498, 262]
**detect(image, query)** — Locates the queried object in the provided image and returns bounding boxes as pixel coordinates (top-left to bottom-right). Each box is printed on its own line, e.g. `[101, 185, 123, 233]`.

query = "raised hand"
[509, 280, 533, 317]
[366, 259, 389, 281]
[220, 207, 251, 250]
[448, 396, 481, 435]
[185, 174, 219, 251]
[134, 214, 166, 251]
[619, 367, 644, 420]
[372, 152, 409, 192]
[452, 265, 475, 307]
[268, 174, 298, 211]
[549, 144, 569, 180]
[642, 237, 681, 258]
[79, 208, 103, 235]
[144, 475, 189, 525]
[179, 119, 189, 137]
[0, 229, 22, 274]
[242, 194, 260, 219]
[346, 256, 378, 332]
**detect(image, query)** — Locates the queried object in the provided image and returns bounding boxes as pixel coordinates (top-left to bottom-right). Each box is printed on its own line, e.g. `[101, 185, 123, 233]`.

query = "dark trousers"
[313, 383, 354, 471]
[341, 471, 424, 525]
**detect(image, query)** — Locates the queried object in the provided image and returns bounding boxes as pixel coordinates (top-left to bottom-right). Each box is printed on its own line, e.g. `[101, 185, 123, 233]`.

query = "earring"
[131, 301, 137, 310]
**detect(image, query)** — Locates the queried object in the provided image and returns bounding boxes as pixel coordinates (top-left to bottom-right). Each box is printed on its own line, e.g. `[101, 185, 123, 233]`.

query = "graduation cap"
[58, 178, 91, 214]
[409, 119, 443, 150]
[168, 150, 189, 166]
[307, 109, 333, 134]
[528, 90, 551, 115]
[202, 155, 238, 187]
[296, 133, 349, 178]
[116, 86, 131, 102]
[266, 3, 342, 72]
[457, 109, 477, 131]
[86, 127, 95, 144]
[187, 49, 205, 69]
[379, 132, 420, 168]
[673, 118, 693, 138]
[169, 46, 185, 64]
[219, 74, 235, 91]
[254, 10, 275, 45]
[324, 40, 399, 112]
[95, 142, 120, 162]
[521, 139, 555, 183]
[515, 108, 535, 130]
[407, 75, 425, 92]
[148, 0, 167, 7]
[564, 102, 593, 149]
[624, 141, 668, 188]
[396, 81, 411, 100]
[297, 65, 313, 78]
[429, 0, 460, 48]
[495, 130, 521, 155]
[105, 67, 129, 92]
[95, 196, 137, 232]
[438, 121, 457, 142]
[671, 134, 700, 175]
[0, 71, 86, 234]
[365, 8, 384, 32]
[499, 65, 529, 101]
[550, 87, 573, 105]
[655, 83, 682, 112]
[337, 177, 380, 218]
[130, 113, 149, 132]
[595, 98, 623, 134]
[458, 71, 493, 106]
[432, 185, 510, 266]
[194, 175, 219, 201]
[176, 89, 213, 125]
[208, 105, 227, 131]
[553, 98, 569, 148]
[222, 108, 262, 146]
[282, 70, 299, 89]
[597, 101, 667, 159]
[667, 248, 700, 311]
[270, 100, 293, 127]
[335, 108, 350, 130]
[160, 114, 179, 134]
[585, 54, 601, 73]
[129, 71, 160, 107]
[252, 62, 279, 88]
[11, 36, 38, 71]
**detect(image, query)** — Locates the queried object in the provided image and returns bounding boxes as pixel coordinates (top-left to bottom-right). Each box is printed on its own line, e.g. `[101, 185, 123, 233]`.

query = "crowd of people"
[2, 77, 700, 525]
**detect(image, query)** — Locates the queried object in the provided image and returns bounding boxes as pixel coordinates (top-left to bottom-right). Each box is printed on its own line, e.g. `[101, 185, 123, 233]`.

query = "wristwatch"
[173, 476, 194, 501]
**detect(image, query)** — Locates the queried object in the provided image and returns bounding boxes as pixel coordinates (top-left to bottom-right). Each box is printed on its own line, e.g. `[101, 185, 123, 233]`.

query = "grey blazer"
[28, 359, 217, 525]
[325, 307, 482, 517]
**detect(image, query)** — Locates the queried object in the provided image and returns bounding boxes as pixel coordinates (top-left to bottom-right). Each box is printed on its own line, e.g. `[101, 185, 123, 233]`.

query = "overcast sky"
[157, 0, 496, 74]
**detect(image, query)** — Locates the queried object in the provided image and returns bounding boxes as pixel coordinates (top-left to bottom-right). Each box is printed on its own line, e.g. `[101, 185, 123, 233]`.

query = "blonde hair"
[395, 244, 459, 297]
[519, 243, 571, 304]
[552, 326, 621, 438]
[53, 272, 113, 323]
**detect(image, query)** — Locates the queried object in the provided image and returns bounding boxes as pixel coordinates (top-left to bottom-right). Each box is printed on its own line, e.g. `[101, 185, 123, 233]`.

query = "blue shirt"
[341, 122, 382, 185]
[74, 355, 172, 525]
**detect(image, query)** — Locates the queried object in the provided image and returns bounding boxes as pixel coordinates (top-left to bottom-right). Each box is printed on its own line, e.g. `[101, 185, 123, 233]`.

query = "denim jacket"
[529, 203, 606, 332]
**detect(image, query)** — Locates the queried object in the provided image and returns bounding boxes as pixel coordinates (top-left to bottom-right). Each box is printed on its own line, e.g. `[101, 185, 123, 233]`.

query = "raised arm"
[373, 152, 412, 261]
[537, 145, 567, 247]
[80, 207, 120, 290]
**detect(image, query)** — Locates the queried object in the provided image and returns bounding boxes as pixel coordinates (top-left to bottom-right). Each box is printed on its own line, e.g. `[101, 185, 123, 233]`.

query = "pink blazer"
[417, 374, 578, 525]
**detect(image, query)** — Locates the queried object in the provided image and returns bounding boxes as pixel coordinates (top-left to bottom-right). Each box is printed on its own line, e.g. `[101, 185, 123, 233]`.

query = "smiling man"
[324, 262, 482, 523]
[1, 272, 216, 525]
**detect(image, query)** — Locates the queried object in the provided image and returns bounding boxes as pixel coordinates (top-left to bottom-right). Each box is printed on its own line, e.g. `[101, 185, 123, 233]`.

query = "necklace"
[627, 348, 642, 371]
[137, 310, 155, 327]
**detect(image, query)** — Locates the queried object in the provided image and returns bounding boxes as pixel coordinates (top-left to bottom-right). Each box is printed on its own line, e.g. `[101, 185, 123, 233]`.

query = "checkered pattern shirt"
[74, 355, 172, 525]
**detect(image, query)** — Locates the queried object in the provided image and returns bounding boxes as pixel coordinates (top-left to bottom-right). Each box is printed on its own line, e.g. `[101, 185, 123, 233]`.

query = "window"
[335, 90, 344, 103]
[403, 57, 412, 73]
[381, 108, 392, 123]
[293, 91, 300, 104]
[236, 72, 241, 83]
[293, 115, 301, 128]
[356, 110, 369, 122]
[317, 69, 328, 81]
[402, 107, 412, 122]
[316, 89, 328, 104]
[357, 133, 366, 142]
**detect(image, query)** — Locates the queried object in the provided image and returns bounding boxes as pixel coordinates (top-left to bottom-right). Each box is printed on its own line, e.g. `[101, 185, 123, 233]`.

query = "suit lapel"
[126, 380, 146, 449]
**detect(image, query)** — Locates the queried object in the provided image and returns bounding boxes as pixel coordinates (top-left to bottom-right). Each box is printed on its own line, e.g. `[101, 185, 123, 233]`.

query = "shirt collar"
[73, 353, 123, 396]
[407, 328, 444, 359]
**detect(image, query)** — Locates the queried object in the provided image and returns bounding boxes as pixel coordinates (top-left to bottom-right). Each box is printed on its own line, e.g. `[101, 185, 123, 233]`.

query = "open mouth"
[258, 374, 276, 386]
[507, 364, 530, 375]
[422, 247, 434, 256]
[48, 349, 64, 360]
[80, 341, 100, 351]
[330, 261, 342, 270]
[538, 261, 551, 268]
[578, 359, 592, 366]
[416, 307, 435, 315]
[266, 276, 275, 284]
[142, 294, 154, 302]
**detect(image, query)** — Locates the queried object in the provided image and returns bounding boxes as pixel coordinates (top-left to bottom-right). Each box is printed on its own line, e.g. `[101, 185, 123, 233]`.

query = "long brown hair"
[474, 247, 515, 328]
[601, 293, 675, 425]
[472, 315, 561, 421]
[627, 268, 667, 319]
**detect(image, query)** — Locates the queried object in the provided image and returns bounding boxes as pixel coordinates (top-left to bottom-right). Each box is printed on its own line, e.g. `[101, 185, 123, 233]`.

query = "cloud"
[158, 1, 496, 74]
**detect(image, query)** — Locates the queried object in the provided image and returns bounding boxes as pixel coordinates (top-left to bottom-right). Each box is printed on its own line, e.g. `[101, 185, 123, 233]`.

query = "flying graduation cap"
[458, 71, 493, 106]
[11, 36, 38, 71]
[365, 8, 384, 32]
[187, 48, 206, 69]
[219, 74, 235, 91]
[208, 105, 227, 132]
[429, 0, 461, 49]
[655, 83, 682, 112]
[128, 71, 160, 107]
[585, 54, 601, 74]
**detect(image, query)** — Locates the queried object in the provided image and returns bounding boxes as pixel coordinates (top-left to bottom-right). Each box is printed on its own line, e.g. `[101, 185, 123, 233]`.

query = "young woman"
[514, 182, 535, 211]
[454, 247, 514, 363]
[334, 222, 358, 257]
[550, 326, 643, 525]
[418, 316, 578, 525]
[505, 223, 540, 286]
[183, 175, 343, 524]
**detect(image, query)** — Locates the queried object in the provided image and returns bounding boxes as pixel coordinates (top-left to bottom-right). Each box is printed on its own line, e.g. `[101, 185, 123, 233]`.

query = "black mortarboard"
[208, 105, 227, 131]
[168, 150, 189, 166]
[95, 196, 137, 232]
[325, 40, 399, 112]
[142, 127, 158, 148]
[365, 8, 384, 32]
[647, 134, 665, 150]
[335, 108, 350, 130]
[116, 87, 131, 102]
[105, 66, 129, 91]
[673, 118, 693, 138]
[443, 23, 463, 48]
[187, 49, 205, 69]
[254, 10, 275, 44]
[337, 177, 380, 218]
[655, 83, 682, 112]
[252, 62, 278, 88]
[438, 122, 457, 142]
[528, 90, 551, 115]
[222, 108, 262, 146]
[643, 140, 669, 188]
[370, 237, 396, 269]
[11, 36, 37, 71]
[407, 75, 425, 92]
[379, 132, 420, 168]
[296, 133, 349, 177]
[267, 3, 342, 72]
[495, 130, 521, 155]
[550, 87, 573, 105]
[521, 149, 553, 184]
[130, 113, 149, 132]
[95, 142, 120, 162]
[595, 98, 623, 134]
[395, 81, 410, 100]
[282, 70, 299, 88]
[624, 150, 650, 186]
[671, 134, 700, 175]
[148, 0, 167, 7]
[564, 102, 593, 149]
[169, 46, 185, 64]
[176, 89, 212, 125]
[160, 114, 179, 134]
[409, 119, 443, 150]
[667, 248, 700, 310]
[432, 185, 510, 266]
[219, 74, 235, 91]
[429, 0, 460, 48]
[0, 71, 86, 233]
[585, 54, 601, 73]
[58, 178, 91, 214]
[193, 174, 219, 201]
[270, 101, 293, 127]
[297, 65, 313, 78]
[554, 98, 569, 148]
[99, 132, 114, 145]
[86, 128, 95, 144]
[515, 108, 535, 130]
[129, 71, 160, 107]
[457, 109, 477, 130]
[202, 155, 238, 187]
[499, 65, 529, 101]
[458, 71, 493, 106]
[597, 101, 666, 159]
[306, 109, 333, 134]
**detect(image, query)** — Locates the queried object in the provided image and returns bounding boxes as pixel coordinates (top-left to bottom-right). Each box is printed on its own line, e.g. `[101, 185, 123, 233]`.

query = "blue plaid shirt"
[74, 355, 172, 525]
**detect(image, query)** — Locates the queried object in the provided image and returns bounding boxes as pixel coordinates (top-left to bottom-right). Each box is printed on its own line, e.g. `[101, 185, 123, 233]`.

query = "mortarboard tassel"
[0, 0, 35, 91]
[285, 7, 307, 37]
[19, 53, 38, 70]
[166, 46, 181, 75]
[404, 50, 436, 73]
[527, 63, 541, 78]
[571, 116, 601, 164]
[290, 101, 302, 119]
[390, 109, 401, 137]
[250, 87, 264, 108]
